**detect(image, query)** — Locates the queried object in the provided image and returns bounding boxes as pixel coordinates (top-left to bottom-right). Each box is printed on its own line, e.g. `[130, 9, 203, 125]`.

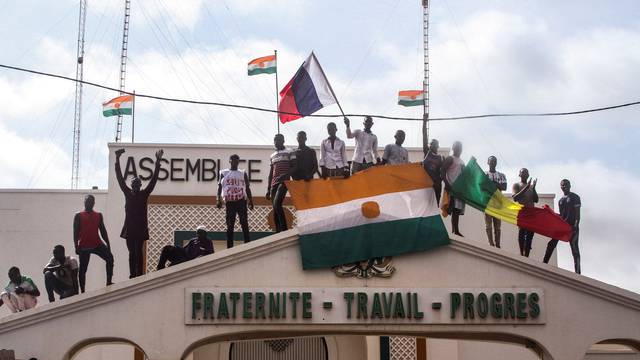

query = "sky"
[0, 0, 639, 292]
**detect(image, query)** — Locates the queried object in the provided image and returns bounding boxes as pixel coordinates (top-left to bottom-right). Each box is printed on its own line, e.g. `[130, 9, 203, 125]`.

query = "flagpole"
[422, 0, 430, 155]
[275, 49, 280, 134]
[132, 90, 135, 143]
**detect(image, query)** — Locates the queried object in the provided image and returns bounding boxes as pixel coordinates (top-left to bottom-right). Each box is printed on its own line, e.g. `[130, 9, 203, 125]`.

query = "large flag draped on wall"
[247, 55, 276, 76]
[278, 52, 337, 124]
[102, 95, 133, 117]
[451, 157, 572, 241]
[286, 163, 450, 269]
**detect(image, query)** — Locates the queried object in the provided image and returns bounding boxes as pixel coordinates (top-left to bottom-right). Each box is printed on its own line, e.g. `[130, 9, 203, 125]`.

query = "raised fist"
[155, 149, 164, 160]
[115, 148, 125, 157]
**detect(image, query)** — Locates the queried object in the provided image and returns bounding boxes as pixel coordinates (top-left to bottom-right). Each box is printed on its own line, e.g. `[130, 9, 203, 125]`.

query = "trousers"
[126, 237, 146, 278]
[518, 228, 534, 257]
[271, 183, 289, 233]
[484, 214, 502, 247]
[543, 228, 581, 274]
[79, 244, 114, 291]
[44, 271, 77, 302]
[226, 199, 250, 248]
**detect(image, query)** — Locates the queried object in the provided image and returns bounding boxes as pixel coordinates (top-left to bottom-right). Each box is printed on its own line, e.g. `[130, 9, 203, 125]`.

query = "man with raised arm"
[115, 148, 164, 278]
[319, 122, 349, 178]
[43, 245, 79, 302]
[512, 168, 539, 257]
[543, 179, 582, 274]
[266, 134, 296, 233]
[422, 139, 444, 205]
[344, 116, 380, 174]
[217, 154, 254, 248]
[382, 130, 409, 165]
[485, 156, 508, 248]
[73, 194, 114, 291]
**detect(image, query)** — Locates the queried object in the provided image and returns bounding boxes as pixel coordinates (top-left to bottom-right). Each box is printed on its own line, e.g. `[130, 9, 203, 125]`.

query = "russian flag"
[278, 52, 337, 124]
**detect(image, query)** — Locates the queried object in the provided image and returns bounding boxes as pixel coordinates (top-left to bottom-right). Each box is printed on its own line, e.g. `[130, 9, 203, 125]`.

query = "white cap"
[196, 225, 207, 232]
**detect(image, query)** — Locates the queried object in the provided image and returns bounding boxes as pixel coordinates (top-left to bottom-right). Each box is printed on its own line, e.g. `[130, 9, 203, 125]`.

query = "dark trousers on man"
[157, 245, 188, 269]
[78, 244, 114, 292]
[271, 183, 289, 233]
[44, 271, 77, 302]
[543, 229, 581, 274]
[433, 182, 442, 206]
[322, 167, 346, 178]
[226, 199, 250, 248]
[126, 237, 145, 278]
[518, 228, 534, 257]
[351, 161, 373, 175]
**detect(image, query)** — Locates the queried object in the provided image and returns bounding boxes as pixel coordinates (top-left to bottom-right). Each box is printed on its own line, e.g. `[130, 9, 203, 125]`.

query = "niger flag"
[287, 163, 450, 269]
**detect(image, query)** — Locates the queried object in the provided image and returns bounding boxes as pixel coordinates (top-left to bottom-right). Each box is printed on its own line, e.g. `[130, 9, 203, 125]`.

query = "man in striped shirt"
[267, 134, 296, 233]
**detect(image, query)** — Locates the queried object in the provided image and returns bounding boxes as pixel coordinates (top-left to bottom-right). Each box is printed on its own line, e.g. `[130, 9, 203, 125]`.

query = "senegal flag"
[102, 95, 133, 117]
[248, 55, 276, 76]
[287, 163, 450, 269]
[451, 157, 572, 241]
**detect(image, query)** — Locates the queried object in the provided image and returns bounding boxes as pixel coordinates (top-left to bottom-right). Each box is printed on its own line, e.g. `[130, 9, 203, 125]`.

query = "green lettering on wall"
[203, 292, 214, 320]
[255, 292, 266, 319]
[528, 292, 540, 318]
[406, 292, 412, 319]
[230, 292, 240, 319]
[516, 293, 527, 319]
[503, 293, 515, 319]
[344, 292, 354, 319]
[217, 293, 229, 319]
[289, 292, 300, 319]
[450, 293, 461, 319]
[413, 293, 423, 319]
[269, 293, 280, 319]
[371, 293, 383, 319]
[477, 293, 489, 319]
[463, 292, 475, 319]
[357, 292, 368, 319]
[282, 292, 287, 319]
[490, 293, 502, 318]
[192, 292, 202, 320]
[242, 292, 253, 319]
[302, 292, 313, 319]
[393, 292, 405, 318]
[382, 293, 393, 318]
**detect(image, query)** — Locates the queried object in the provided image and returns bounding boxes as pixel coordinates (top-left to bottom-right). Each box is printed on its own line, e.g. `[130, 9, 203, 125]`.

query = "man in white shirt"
[43, 245, 79, 302]
[320, 122, 348, 178]
[344, 116, 380, 174]
[217, 154, 254, 248]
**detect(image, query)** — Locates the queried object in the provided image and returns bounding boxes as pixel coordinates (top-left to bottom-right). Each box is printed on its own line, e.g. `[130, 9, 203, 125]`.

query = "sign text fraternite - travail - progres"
[185, 288, 544, 325]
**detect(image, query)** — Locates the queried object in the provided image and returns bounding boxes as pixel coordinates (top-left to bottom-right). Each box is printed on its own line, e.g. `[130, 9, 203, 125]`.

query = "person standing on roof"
[266, 134, 296, 233]
[543, 179, 581, 274]
[319, 122, 349, 178]
[485, 156, 507, 248]
[217, 154, 254, 248]
[441, 141, 466, 237]
[382, 130, 409, 165]
[512, 168, 539, 257]
[345, 116, 380, 174]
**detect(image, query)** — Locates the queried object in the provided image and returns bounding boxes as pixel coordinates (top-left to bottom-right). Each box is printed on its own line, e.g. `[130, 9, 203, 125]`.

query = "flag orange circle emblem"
[361, 201, 381, 219]
[114, 102, 121, 109]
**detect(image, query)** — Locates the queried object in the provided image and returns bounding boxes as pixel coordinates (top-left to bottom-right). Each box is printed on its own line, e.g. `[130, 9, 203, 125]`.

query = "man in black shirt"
[292, 131, 320, 181]
[543, 179, 581, 274]
[157, 226, 213, 269]
[115, 148, 164, 278]
[422, 139, 443, 205]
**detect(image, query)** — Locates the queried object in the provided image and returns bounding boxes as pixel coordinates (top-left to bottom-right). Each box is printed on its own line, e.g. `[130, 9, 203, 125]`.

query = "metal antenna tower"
[115, 0, 131, 142]
[421, 0, 431, 154]
[71, 0, 87, 189]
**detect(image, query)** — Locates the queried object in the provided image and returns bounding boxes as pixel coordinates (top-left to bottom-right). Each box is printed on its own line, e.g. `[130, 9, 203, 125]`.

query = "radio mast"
[115, 0, 131, 142]
[421, 0, 430, 154]
[71, 0, 87, 189]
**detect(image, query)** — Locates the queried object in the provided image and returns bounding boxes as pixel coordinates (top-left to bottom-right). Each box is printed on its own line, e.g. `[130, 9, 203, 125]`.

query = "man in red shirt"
[73, 194, 114, 292]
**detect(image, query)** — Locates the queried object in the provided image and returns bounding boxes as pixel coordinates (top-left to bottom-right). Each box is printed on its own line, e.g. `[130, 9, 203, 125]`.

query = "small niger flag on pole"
[397, 90, 425, 107]
[102, 95, 133, 117]
[248, 55, 276, 76]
